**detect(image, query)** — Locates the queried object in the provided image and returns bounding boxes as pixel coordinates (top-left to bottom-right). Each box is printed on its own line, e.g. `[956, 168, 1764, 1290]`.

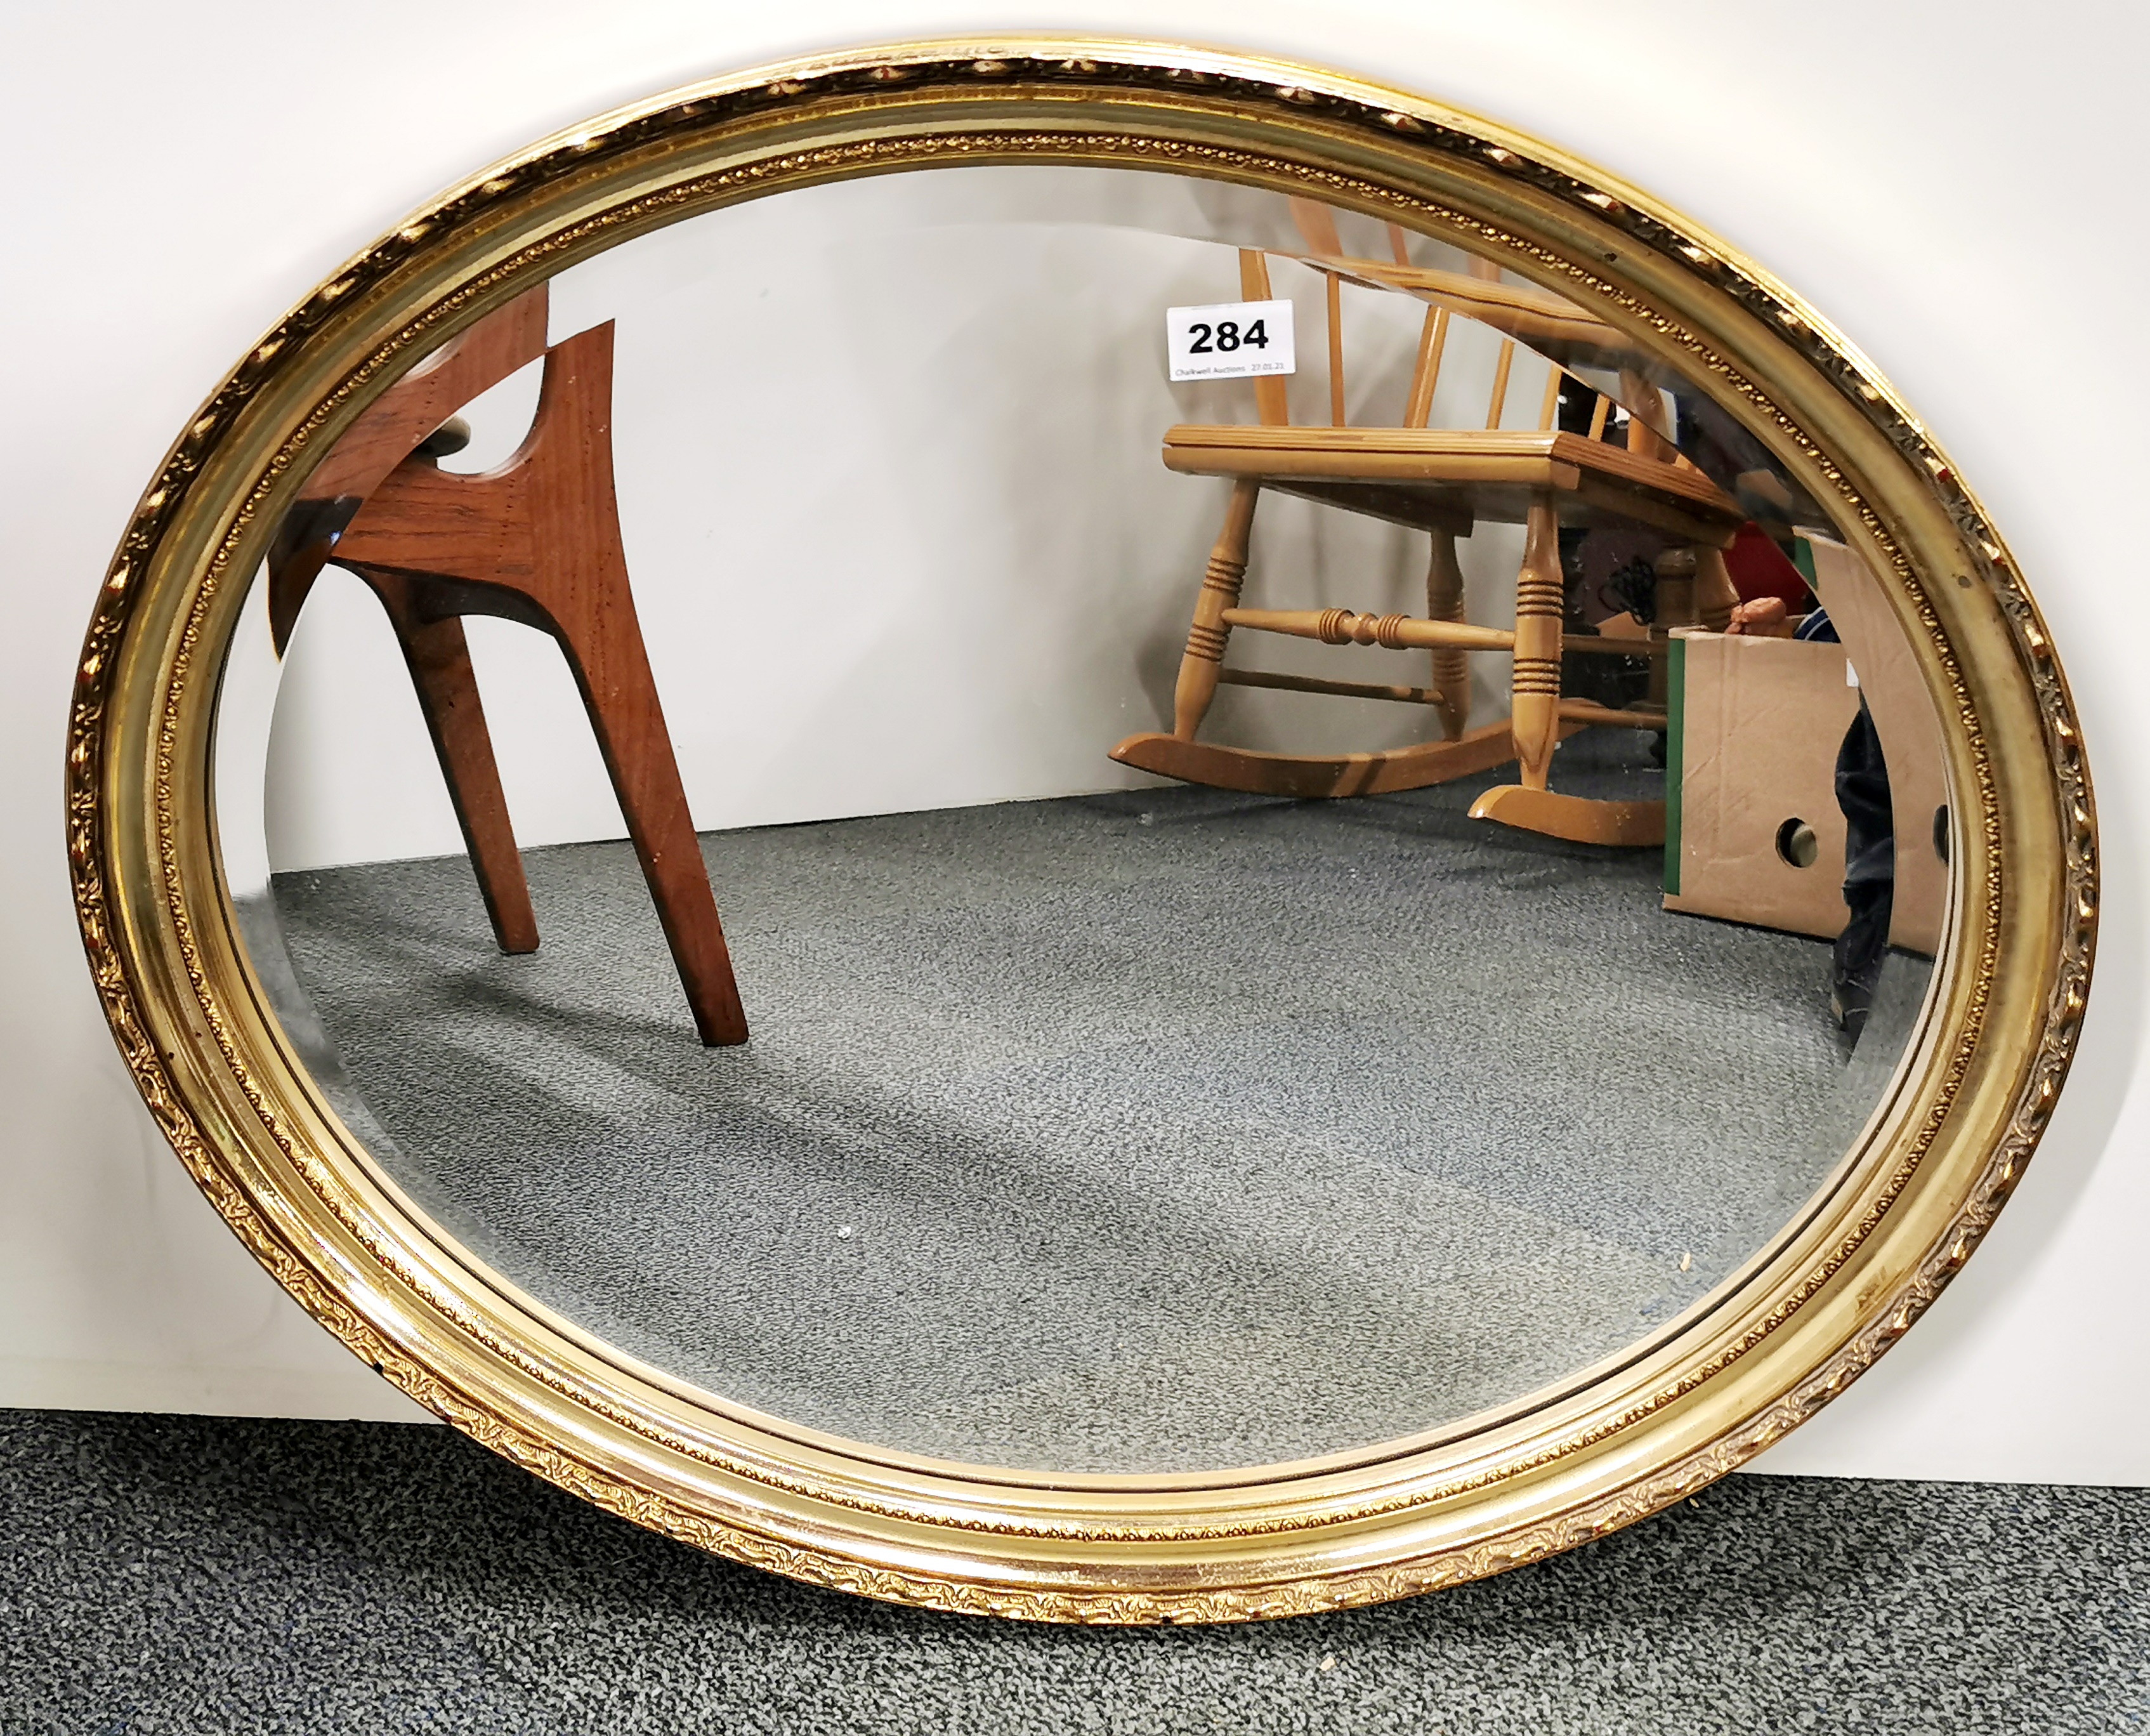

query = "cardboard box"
[1662, 537, 1950, 954]
[1802, 535, 1950, 957]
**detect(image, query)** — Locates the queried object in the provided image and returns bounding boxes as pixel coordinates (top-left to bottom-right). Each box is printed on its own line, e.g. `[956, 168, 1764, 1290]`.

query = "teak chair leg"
[1425, 530, 1470, 742]
[1172, 480, 1262, 739]
[365, 575, 539, 956]
[552, 606, 749, 1049]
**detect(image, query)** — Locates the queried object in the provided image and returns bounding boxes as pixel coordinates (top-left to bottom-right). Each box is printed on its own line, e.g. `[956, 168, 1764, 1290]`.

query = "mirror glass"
[212, 165, 1950, 1473]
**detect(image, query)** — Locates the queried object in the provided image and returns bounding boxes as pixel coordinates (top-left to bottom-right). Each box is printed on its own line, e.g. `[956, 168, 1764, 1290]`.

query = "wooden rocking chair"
[1111, 213, 1746, 846]
[267, 284, 749, 1045]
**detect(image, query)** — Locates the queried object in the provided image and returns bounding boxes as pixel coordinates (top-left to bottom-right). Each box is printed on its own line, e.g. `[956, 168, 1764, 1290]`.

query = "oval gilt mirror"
[71, 40, 2094, 1620]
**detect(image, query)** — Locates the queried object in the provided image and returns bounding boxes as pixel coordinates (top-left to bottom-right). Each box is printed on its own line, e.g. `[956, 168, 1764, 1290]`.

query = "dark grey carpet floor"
[4, 1410, 2146, 1733]
[263, 735, 1925, 1474]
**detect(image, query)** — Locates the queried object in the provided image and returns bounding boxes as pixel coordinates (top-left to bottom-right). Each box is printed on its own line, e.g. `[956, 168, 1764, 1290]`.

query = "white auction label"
[1165, 299, 1295, 381]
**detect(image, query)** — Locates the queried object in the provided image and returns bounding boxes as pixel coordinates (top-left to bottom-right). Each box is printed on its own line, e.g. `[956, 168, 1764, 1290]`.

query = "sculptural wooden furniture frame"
[1111, 214, 1746, 846]
[266, 284, 749, 1045]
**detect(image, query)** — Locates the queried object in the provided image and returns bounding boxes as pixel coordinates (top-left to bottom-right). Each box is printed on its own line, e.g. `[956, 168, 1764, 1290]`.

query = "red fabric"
[1723, 521, 1810, 608]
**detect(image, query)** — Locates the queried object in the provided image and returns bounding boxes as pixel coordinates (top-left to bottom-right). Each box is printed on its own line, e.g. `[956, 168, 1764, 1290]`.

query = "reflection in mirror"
[213, 166, 1948, 1473]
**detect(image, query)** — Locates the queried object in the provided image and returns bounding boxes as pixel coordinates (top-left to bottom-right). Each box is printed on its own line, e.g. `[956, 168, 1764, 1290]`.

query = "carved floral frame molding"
[67, 39, 2094, 1622]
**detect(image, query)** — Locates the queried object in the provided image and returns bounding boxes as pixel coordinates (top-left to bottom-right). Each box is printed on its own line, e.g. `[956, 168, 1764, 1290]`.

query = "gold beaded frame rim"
[66, 37, 2094, 1623]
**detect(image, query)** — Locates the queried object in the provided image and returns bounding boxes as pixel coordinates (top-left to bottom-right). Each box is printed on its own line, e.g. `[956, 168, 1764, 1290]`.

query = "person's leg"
[1833, 697, 1894, 1039]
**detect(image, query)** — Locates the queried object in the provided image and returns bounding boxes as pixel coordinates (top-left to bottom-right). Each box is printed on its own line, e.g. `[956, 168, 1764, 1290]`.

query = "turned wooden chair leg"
[1694, 546, 1741, 632]
[1509, 496, 1564, 791]
[365, 577, 540, 956]
[1426, 530, 1470, 742]
[553, 608, 749, 1049]
[1172, 479, 1262, 740]
[1469, 504, 1667, 846]
[1649, 550, 1696, 711]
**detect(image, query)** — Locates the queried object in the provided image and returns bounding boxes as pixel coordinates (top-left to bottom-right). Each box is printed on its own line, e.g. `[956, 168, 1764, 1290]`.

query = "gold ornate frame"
[68, 38, 2094, 1622]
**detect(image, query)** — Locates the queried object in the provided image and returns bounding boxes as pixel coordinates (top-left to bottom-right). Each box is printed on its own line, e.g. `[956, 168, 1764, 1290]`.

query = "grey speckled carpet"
[4, 1410, 2146, 1734]
[263, 734, 1925, 1473]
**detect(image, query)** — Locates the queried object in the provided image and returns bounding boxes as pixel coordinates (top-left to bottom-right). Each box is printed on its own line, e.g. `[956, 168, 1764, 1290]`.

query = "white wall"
[253, 169, 1537, 873]
[4, 0, 2146, 1478]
